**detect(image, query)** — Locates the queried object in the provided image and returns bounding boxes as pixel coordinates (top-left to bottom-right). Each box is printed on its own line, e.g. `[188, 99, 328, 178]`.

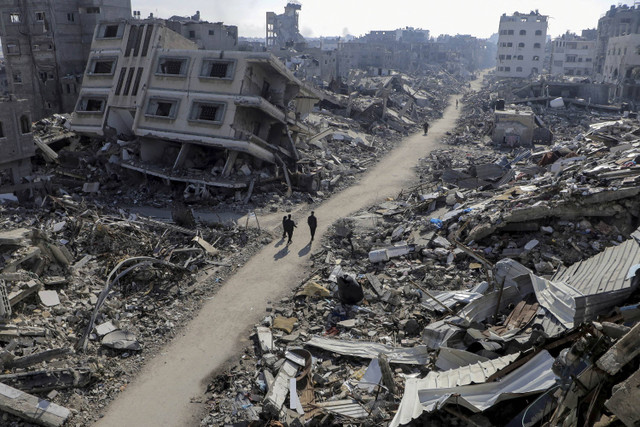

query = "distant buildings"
[495, 11, 548, 78]
[596, 4, 640, 102]
[165, 11, 238, 51]
[550, 31, 596, 77]
[266, 2, 306, 50]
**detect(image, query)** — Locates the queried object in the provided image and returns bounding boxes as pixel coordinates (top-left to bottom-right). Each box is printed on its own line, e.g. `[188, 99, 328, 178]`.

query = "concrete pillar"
[172, 143, 192, 170]
[222, 150, 239, 178]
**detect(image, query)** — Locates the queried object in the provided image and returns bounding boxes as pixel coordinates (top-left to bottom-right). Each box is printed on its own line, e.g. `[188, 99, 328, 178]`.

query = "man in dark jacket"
[282, 216, 287, 240]
[284, 214, 296, 245]
[307, 211, 317, 241]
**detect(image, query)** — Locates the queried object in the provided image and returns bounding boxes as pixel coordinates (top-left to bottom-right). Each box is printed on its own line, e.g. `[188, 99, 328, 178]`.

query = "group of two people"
[282, 211, 317, 245]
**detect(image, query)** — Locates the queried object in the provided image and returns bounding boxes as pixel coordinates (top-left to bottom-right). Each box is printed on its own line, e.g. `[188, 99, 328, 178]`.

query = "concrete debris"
[200, 74, 640, 427]
[0, 185, 269, 424]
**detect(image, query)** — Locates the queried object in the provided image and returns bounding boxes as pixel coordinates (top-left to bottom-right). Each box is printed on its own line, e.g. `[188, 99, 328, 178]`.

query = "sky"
[131, 0, 637, 40]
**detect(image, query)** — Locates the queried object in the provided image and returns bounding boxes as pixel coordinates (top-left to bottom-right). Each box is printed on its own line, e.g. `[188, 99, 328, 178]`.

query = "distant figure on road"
[282, 215, 287, 240]
[456, 99, 458, 109]
[284, 214, 296, 245]
[423, 121, 429, 135]
[307, 211, 317, 242]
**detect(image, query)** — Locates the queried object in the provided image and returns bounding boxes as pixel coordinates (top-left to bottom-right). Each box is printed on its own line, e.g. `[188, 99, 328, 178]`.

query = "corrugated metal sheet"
[390, 350, 558, 427]
[313, 399, 369, 418]
[305, 336, 429, 365]
[459, 286, 521, 323]
[529, 234, 640, 327]
[422, 352, 521, 388]
[552, 237, 640, 296]
[421, 290, 482, 312]
[435, 347, 488, 371]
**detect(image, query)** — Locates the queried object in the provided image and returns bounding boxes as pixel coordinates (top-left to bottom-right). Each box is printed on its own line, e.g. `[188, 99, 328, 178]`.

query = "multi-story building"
[0, 97, 34, 192]
[595, 4, 640, 79]
[165, 11, 238, 51]
[495, 11, 548, 78]
[71, 20, 320, 190]
[550, 31, 596, 77]
[266, 2, 306, 50]
[602, 33, 640, 101]
[0, 0, 131, 120]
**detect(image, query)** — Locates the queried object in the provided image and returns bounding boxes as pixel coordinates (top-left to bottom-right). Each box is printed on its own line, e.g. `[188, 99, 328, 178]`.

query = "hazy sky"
[131, 0, 635, 39]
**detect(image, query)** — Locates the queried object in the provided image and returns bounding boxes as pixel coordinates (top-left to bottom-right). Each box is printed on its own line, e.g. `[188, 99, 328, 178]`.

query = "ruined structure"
[595, 4, 640, 79]
[165, 11, 238, 51]
[0, 0, 132, 121]
[71, 20, 320, 189]
[496, 11, 547, 78]
[550, 31, 596, 77]
[492, 108, 551, 146]
[266, 2, 306, 50]
[0, 96, 34, 192]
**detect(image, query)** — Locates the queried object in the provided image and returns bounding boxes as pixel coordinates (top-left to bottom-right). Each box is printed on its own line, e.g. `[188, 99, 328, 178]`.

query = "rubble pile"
[199, 80, 640, 427]
[0, 196, 269, 426]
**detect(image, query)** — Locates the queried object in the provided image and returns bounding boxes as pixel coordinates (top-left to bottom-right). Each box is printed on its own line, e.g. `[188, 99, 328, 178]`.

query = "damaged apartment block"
[71, 20, 321, 192]
[0, 97, 34, 194]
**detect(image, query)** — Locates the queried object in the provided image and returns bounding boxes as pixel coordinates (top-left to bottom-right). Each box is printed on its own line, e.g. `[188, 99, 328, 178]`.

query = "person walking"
[281, 215, 287, 240]
[456, 99, 459, 109]
[307, 211, 317, 242]
[284, 214, 296, 245]
[423, 121, 429, 135]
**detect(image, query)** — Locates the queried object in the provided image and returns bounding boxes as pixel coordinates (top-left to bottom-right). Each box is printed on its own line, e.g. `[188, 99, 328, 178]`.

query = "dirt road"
[95, 77, 481, 427]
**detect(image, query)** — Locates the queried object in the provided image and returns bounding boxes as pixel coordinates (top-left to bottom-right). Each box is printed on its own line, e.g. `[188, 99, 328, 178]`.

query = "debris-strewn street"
[3, 2, 640, 427]
[197, 75, 640, 427]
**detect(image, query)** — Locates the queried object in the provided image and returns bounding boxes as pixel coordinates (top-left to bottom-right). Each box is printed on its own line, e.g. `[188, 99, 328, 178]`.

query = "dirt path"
[95, 77, 482, 427]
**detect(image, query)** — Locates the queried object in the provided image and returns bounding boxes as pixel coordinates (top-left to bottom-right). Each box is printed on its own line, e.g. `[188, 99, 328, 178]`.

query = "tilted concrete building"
[496, 11, 547, 78]
[0, 97, 34, 192]
[0, 0, 132, 121]
[550, 31, 596, 77]
[71, 20, 321, 189]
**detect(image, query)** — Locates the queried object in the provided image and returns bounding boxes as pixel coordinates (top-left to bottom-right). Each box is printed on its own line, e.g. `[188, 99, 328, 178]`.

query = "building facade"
[71, 20, 320, 189]
[165, 11, 238, 51]
[0, 0, 131, 120]
[266, 2, 306, 50]
[595, 4, 640, 79]
[495, 11, 547, 78]
[550, 31, 596, 77]
[0, 97, 34, 191]
[602, 33, 640, 101]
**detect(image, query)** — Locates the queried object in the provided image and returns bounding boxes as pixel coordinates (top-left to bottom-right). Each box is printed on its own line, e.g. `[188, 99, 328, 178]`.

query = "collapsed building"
[0, 0, 132, 121]
[70, 20, 322, 191]
[266, 2, 306, 51]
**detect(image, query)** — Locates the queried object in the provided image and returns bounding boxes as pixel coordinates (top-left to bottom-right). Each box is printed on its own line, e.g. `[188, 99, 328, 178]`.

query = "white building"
[71, 20, 321, 189]
[602, 33, 640, 101]
[550, 32, 596, 77]
[496, 11, 547, 78]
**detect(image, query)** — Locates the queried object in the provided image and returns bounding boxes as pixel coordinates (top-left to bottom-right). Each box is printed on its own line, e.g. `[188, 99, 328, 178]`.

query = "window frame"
[188, 101, 226, 124]
[97, 23, 124, 39]
[76, 96, 108, 114]
[155, 57, 190, 77]
[88, 57, 118, 75]
[199, 58, 236, 80]
[145, 98, 180, 119]
[9, 13, 20, 24]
